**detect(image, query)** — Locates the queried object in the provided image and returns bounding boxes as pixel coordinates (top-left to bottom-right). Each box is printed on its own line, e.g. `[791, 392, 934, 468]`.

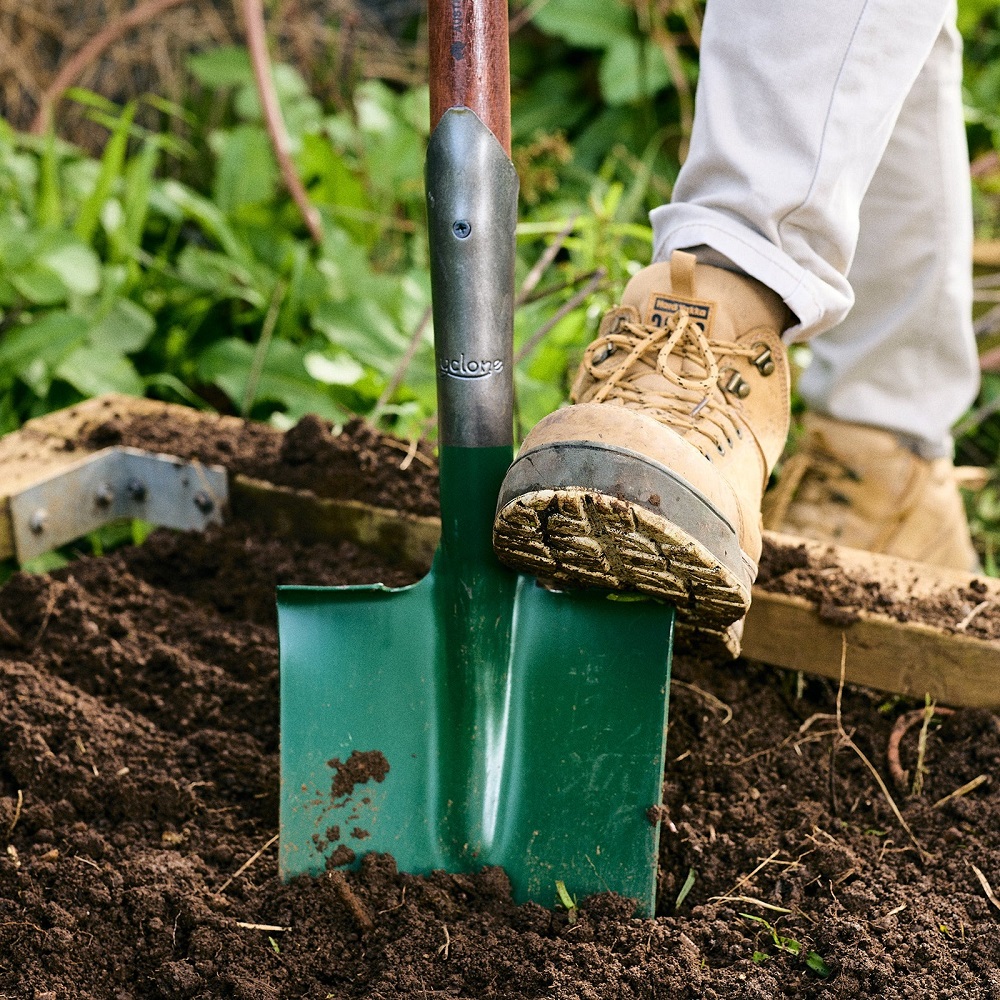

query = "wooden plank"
[744, 533, 1000, 709]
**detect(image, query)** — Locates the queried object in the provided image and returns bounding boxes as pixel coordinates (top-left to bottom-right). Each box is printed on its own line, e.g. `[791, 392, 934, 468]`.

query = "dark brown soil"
[3, 426, 1000, 997]
[759, 540, 1000, 640]
[85, 409, 440, 517]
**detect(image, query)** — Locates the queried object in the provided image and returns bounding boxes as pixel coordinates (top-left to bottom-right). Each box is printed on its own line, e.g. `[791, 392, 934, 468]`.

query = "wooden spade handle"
[428, 0, 511, 154]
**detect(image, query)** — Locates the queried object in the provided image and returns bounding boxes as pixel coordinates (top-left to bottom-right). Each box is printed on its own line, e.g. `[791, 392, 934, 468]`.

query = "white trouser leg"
[650, 0, 954, 342]
[797, 15, 978, 458]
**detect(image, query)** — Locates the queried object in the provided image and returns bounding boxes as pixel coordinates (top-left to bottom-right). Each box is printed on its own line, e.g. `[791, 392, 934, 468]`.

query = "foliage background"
[4, 0, 1000, 553]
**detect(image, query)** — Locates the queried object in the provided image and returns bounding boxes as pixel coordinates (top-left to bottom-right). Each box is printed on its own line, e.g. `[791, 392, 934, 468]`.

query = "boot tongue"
[621, 254, 715, 336]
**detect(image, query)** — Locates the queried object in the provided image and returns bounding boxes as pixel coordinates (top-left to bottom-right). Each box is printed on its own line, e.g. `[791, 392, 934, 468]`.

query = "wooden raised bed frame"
[2, 394, 999, 709]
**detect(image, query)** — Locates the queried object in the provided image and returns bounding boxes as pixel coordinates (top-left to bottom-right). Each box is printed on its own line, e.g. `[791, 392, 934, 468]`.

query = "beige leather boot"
[494, 250, 791, 654]
[762, 412, 979, 571]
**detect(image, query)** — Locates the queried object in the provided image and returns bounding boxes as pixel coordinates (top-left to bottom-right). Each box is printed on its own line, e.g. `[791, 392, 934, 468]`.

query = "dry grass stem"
[708, 894, 793, 915]
[911, 701, 935, 798]
[5, 789, 22, 841]
[833, 634, 928, 860]
[671, 679, 733, 724]
[514, 268, 608, 365]
[216, 833, 279, 895]
[515, 213, 579, 307]
[30, 0, 190, 132]
[956, 600, 992, 631]
[933, 775, 990, 809]
[372, 305, 433, 418]
[722, 849, 780, 898]
[235, 921, 291, 932]
[970, 864, 1000, 914]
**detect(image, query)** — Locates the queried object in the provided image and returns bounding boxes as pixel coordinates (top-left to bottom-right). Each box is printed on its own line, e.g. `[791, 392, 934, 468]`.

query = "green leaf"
[304, 350, 364, 386]
[599, 38, 671, 106]
[37, 131, 62, 227]
[674, 867, 697, 909]
[212, 125, 279, 214]
[187, 46, 254, 88]
[0, 312, 89, 394]
[805, 952, 831, 977]
[87, 298, 156, 354]
[533, 0, 633, 47]
[10, 265, 68, 305]
[752, 951, 771, 964]
[197, 337, 347, 421]
[55, 344, 145, 397]
[35, 234, 102, 297]
[312, 298, 409, 378]
[75, 102, 136, 244]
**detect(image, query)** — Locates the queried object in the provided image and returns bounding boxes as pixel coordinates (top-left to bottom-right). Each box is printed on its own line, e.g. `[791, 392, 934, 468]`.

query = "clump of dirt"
[758, 537, 1000, 640]
[3, 425, 1000, 997]
[328, 749, 391, 799]
[84, 407, 440, 517]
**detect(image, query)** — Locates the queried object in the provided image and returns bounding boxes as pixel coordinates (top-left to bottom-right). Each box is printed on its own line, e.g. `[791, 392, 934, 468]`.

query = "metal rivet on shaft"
[94, 483, 114, 508]
[29, 509, 47, 535]
[127, 478, 147, 503]
[452, 220, 472, 239]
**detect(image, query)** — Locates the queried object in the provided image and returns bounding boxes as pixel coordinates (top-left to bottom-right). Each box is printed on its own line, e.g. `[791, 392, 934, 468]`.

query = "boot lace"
[581, 309, 761, 457]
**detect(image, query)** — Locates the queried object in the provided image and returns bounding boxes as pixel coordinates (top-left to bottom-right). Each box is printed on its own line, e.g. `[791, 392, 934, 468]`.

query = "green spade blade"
[279, 450, 674, 914]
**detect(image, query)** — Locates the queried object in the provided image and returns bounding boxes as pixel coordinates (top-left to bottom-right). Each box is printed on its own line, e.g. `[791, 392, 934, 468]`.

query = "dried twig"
[235, 921, 291, 932]
[243, 0, 323, 244]
[671, 679, 733, 725]
[328, 869, 375, 934]
[5, 790, 23, 841]
[515, 213, 579, 307]
[32, 580, 62, 651]
[514, 268, 607, 365]
[707, 894, 792, 915]
[933, 775, 990, 810]
[956, 600, 992, 632]
[216, 833, 278, 895]
[370, 305, 433, 419]
[834, 635, 928, 860]
[971, 864, 1000, 914]
[508, 0, 552, 34]
[30, 0, 191, 133]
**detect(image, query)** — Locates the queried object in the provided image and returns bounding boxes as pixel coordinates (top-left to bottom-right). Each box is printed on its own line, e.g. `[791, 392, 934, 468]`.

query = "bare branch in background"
[31, 0, 190, 133]
[242, 0, 324, 245]
[514, 267, 607, 365]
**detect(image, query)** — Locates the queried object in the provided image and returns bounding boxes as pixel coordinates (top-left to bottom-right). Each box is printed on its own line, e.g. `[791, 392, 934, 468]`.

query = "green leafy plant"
[742, 913, 831, 978]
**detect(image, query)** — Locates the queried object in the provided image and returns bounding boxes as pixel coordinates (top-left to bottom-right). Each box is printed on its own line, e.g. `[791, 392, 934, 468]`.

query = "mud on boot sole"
[492, 442, 753, 651]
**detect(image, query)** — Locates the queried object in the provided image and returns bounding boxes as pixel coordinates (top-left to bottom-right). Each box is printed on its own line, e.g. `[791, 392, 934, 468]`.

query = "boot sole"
[493, 441, 752, 655]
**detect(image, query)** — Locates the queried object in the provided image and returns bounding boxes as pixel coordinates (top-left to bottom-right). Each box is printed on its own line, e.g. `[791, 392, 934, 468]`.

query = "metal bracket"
[9, 447, 228, 563]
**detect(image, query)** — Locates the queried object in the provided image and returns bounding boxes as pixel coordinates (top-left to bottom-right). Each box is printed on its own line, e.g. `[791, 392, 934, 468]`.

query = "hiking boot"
[494, 250, 791, 655]
[762, 412, 980, 571]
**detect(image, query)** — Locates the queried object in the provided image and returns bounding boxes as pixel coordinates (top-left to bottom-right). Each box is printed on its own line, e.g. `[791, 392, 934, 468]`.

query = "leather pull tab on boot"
[670, 250, 697, 298]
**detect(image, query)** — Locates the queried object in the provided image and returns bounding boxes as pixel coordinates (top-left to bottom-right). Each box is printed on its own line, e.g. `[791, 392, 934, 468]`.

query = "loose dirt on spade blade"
[2, 416, 1000, 998]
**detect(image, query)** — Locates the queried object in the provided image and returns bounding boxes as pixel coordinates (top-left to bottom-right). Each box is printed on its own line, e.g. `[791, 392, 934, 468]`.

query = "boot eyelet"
[716, 442, 725, 455]
[725, 435, 734, 448]
[722, 369, 751, 399]
[752, 343, 775, 376]
[594, 344, 616, 365]
[735, 426, 743, 439]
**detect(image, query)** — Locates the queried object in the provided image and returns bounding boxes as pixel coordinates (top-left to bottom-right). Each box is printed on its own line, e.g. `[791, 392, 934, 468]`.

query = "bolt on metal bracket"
[9, 446, 229, 564]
